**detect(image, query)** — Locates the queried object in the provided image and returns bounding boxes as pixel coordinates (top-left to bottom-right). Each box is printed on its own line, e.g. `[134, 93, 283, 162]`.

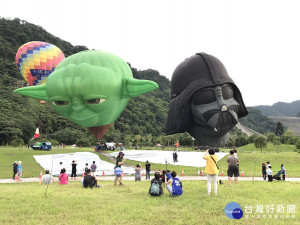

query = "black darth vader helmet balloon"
[166, 53, 248, 146]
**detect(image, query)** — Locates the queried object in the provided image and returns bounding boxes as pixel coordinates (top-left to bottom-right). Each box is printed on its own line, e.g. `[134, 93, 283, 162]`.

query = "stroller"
[273, 171, 282, 181]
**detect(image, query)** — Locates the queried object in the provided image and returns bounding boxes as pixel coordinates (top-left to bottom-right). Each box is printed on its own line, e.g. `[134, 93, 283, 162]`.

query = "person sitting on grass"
[166, 170, 172, 182]
[266, 166, 273, 182]
[40, 170, 54, 185]
[149, 172, 163, 196]
[59, 168, 68, 185]
[166, 171, 183, 197]
[83, 169, 101, 188]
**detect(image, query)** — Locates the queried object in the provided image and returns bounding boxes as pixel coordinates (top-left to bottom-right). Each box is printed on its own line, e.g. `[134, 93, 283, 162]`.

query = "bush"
[10, 138, 24, 147]
[76, 138, 91, 147]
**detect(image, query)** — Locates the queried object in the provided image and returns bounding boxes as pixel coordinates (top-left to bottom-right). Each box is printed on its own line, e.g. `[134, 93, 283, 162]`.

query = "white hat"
[18, 161, 22, 163]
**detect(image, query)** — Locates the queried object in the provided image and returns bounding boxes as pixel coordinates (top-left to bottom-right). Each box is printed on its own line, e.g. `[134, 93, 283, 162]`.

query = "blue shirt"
[17, 164, 22, 172]
[171, 177, 183, 196]
[281, 167, 285, 175]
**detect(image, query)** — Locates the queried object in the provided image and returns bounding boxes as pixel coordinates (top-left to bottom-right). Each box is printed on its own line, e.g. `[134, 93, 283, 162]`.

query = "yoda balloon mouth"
[15, 50, 159, 139]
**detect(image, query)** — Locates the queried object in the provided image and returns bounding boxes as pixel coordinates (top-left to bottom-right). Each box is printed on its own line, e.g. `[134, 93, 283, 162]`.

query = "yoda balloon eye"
[86, 99, 106, 104]
[53, 101, 69, 106]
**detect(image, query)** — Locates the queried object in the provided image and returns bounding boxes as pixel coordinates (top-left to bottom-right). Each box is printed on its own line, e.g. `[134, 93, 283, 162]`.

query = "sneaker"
[119, 183, 124, 186]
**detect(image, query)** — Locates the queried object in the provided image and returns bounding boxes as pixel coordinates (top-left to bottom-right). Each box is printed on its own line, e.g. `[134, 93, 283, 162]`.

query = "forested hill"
[254, 100, 300, 117]
[0, 17, 277, 146]
[0, 17, 171, 146]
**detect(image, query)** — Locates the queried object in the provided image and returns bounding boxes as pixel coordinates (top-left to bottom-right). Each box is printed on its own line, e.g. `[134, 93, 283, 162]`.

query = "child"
[266, 166, 273, 182]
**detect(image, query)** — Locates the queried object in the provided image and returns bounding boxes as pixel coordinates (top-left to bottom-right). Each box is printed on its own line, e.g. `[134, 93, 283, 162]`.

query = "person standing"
[17, 161, 22, 181]
[13, 161, 18, 180]
[114, 152, 126, 186]
[203, 148, 219, 195]
[266, 166, 273, 182]
[227, 150, 239, 185]
[281, 164, 286, 181]
[91, 161, 97, 176]
[135, 164, 142, 181]
[145, 160, 151, 179]
[262, 163, 266, 180]
[71, 160, 77, 181]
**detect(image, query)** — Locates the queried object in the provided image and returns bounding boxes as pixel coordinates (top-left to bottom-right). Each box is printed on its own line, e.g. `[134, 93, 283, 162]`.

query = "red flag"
[176, 140, 179, 148]
[33, 128, 40, 139]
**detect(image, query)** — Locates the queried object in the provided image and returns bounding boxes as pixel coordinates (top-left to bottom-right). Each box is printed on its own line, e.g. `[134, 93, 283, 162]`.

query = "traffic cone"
[142, 171, 145, 176]
[201, 169, 204, 176]
[221, 170, 224, 176]
[82, 170, 85, 177]
[15, 174, 18, 180]
[181, 170, 184, 176]
[39, 171, 43, 179]
[102, 170, 105, 176]
[241, 170, 244, 176]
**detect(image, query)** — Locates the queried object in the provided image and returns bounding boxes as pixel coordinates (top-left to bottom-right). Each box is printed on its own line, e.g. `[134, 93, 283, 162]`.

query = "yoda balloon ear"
[14, 50, 159, 139]
[124, 77, 158, 98]
[14, 84, 49, 101]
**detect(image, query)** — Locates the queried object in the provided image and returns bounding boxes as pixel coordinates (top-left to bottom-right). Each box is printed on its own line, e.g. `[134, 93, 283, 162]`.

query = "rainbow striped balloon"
[15, 41, 65, 86]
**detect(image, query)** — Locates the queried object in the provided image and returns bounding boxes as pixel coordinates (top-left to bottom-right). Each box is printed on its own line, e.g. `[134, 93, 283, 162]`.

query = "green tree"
[295, 139, 300, 150]
[255, 136, 268, 153]
[275, 122, 284, 136]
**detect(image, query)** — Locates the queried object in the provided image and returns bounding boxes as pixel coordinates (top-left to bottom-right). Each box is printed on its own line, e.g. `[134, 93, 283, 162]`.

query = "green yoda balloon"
[14, 50, 159, 139]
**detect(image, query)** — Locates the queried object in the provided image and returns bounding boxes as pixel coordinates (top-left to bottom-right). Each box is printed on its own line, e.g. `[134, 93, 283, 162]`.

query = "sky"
[1, 0, 300, 106]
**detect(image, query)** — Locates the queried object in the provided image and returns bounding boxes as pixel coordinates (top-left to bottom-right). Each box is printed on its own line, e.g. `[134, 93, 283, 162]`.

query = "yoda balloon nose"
[14, 50, 159, 139]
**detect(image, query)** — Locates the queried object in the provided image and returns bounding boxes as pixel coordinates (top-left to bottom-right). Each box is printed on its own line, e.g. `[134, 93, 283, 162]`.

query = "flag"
[176, 140, 179, 148]
[33, 128, 40, 139]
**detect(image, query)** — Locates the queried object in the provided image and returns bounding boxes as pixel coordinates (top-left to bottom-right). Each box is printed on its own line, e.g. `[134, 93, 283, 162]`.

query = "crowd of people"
[14, 148, 287, 196]
[262, 161, 286, 182]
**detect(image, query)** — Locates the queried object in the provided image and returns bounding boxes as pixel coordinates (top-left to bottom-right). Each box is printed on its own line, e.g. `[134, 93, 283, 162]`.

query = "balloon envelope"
[15, 41, 65, 86]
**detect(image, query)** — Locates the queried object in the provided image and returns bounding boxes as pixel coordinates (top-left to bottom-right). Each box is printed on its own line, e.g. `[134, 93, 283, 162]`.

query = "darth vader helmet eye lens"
[222, 85, 234, 100]
[53, 101, 69, 106]
[193, 89, 216, 105]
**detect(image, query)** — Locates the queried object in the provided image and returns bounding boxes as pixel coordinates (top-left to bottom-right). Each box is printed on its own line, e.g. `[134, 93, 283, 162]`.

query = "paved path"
[1, 176, 299, 184]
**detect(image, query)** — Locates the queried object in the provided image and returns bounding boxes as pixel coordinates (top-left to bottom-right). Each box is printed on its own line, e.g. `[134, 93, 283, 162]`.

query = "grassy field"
[0, 146, 300, 178]
[0, 181, 299, 225]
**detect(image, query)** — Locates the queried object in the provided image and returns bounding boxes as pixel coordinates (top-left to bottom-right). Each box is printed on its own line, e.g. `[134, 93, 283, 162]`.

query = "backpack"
[150, 181, 160, 195]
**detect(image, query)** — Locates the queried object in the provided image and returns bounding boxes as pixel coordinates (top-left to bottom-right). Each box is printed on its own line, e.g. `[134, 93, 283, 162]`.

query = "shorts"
[227, 165, 239, 177]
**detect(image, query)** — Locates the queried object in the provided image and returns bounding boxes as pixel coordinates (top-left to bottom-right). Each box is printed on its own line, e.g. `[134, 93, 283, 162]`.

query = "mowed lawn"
[0, 146, 300, 178]
[0, 181, 299, 225]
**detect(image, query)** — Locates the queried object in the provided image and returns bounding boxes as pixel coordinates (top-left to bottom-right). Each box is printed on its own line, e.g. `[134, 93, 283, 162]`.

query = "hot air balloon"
[166, 53, 248, 147]
[14, 50, 158, 139]
[15, 41, 65, 86]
